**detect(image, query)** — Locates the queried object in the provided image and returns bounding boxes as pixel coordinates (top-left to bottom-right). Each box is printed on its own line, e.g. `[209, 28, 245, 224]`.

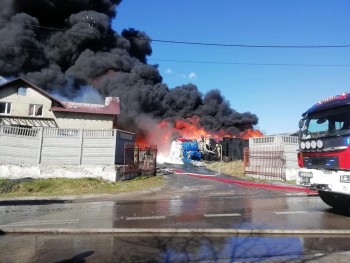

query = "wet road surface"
[2, 166, 350, 262]
[1, 194, 350, 230]
[1, 171, 350, 230]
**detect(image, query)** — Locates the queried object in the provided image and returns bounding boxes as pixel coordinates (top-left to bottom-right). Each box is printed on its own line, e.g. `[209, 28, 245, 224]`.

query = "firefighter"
[142, 147, 153, 170]
[214, 142, 222, 160]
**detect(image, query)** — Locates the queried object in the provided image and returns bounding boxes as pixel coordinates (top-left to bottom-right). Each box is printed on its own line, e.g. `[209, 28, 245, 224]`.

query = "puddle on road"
[2, 194, 350, 230]
[112, 195, 348, 230]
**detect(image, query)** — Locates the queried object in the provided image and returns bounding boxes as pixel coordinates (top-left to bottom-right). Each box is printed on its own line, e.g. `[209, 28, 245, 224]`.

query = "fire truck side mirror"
[299, 119, 304, 129]
[298, 119, 305, 141]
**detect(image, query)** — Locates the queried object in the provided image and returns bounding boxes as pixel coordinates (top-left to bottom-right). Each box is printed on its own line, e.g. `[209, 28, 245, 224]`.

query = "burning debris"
[165, 137, 221, 166]
[0, 0, 260, 154]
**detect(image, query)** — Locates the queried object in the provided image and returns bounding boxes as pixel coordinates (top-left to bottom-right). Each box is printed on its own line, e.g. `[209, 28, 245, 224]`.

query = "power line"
[151, 39, 350, 49]
[1, 19, 350, 49]
[0, 19, 114, 38]
[0, 19, 65, 33]
[150, 59, 350, 67]
[1, 43, 349, 67]
[1, 19, 349, 67]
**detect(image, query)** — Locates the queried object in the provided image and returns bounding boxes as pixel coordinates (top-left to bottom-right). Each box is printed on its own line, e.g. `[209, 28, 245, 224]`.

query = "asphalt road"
[1, 166, 350, 262]
[0, 169, 329, 230]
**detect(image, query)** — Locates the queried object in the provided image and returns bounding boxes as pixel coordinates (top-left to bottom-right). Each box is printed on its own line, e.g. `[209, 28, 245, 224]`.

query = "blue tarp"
[182, 140, 202, 163]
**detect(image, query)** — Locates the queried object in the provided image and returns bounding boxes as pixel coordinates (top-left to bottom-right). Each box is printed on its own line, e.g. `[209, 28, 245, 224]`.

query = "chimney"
[105, 97, 120, 106]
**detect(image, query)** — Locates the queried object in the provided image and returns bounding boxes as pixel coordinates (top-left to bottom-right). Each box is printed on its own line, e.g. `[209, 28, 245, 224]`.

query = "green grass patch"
[206, 161, 294, 184]
[0, 175, 164, 197]
[205, 160, 245, 177]
[205, 160, 271, 183]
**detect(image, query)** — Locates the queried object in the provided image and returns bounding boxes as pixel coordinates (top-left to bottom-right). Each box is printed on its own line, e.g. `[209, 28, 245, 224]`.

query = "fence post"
[79, 129, 84, 165]
[112, 129, 117, 165]
[38, 127, 44, 164]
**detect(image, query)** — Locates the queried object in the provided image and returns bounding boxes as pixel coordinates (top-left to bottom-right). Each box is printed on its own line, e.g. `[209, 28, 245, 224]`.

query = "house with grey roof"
[0, 78, 120, 129]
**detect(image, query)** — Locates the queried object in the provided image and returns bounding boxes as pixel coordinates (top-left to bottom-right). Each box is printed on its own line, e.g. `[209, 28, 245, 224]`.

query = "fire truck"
[297, 92, 350, 209]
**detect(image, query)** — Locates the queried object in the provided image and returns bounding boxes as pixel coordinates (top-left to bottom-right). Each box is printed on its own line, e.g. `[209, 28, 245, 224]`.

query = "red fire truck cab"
[297, 92, 350, 209]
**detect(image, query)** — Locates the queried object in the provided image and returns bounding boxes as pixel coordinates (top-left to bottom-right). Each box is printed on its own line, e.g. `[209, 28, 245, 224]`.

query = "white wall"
[0, 164, 123, 182]
[0, 84, 56, 121]
[53, 112, 114, 129]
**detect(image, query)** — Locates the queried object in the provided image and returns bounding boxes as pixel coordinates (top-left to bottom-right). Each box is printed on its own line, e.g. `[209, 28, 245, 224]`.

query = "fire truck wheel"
[318, 191, 350, 209]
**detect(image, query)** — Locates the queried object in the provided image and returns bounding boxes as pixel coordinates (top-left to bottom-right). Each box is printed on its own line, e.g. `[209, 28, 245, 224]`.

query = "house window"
[29, 104, 43, 116]
[18, 87, 27, 96]
[0, 102, 11, 115]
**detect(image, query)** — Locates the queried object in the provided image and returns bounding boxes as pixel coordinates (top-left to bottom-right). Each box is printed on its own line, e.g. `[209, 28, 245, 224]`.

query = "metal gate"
[123, 144, 157, 176]
[244, 146, 286, 181]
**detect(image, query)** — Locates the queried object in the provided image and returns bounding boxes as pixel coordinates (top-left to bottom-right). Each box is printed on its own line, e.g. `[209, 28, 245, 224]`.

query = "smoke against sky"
[113, 0, 350, 135]
[0, 0, 258, 136]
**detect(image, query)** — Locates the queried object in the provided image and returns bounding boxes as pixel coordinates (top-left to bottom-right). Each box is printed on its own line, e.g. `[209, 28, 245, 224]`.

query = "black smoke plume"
[0, 0, 258, 137]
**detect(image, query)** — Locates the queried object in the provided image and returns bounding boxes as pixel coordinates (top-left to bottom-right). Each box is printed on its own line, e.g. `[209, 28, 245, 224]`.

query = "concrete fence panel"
[0, 126, 41, 164]
[0, 125, 136, 167]
[81, 137, 116, 165]
[0, 125, 140, 181]
[40, 128, 81, 165]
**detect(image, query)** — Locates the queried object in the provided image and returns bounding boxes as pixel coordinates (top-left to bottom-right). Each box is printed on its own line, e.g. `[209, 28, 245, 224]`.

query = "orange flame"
[239, 129, 264, 140]
[136, 115, 263, 153]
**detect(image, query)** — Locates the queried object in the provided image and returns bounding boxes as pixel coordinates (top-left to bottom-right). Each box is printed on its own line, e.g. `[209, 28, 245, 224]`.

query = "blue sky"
[113, 0, 350, 135]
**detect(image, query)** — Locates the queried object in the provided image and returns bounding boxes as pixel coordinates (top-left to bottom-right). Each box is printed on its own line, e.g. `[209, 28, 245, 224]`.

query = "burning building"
[0, 0, 260, 154]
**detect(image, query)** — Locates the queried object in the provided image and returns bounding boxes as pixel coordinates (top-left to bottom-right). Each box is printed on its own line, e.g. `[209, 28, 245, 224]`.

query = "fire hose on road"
[173, 168, 317, 195]
[161, 137, 316, 194]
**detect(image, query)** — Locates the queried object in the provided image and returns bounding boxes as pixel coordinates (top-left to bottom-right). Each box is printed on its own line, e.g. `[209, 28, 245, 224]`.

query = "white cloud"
[189, 72, 197, 80]
[176, 72, 197, 80]
[165, 68, 173, 74]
